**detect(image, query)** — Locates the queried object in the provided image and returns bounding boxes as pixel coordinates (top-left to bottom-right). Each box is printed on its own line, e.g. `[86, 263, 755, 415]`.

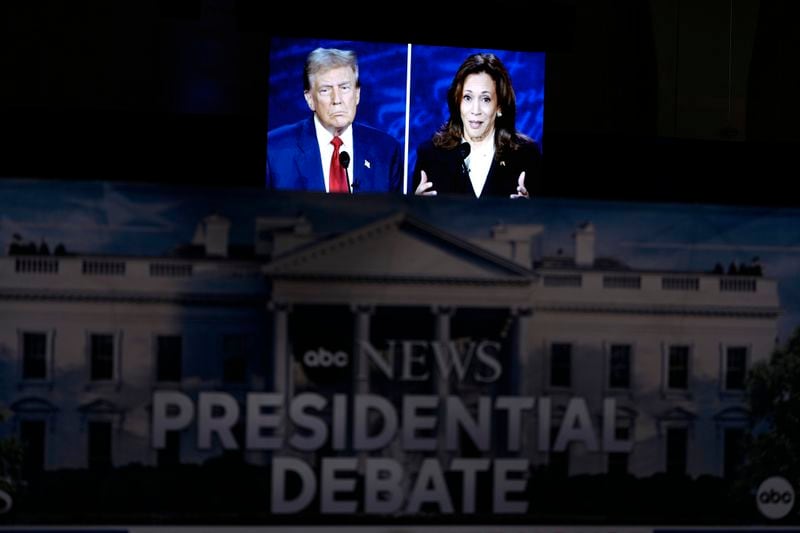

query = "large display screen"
[266, 37, 545, 196]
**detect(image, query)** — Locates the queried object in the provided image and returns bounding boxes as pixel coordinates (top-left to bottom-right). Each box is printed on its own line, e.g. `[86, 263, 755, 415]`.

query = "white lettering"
[353, 394, 398, 451]
[271, 457, 315, 513]
[445, 396, 491, 451]
[554, 397, 598, 451]
[245, 393, 282, 450]
[602, 397, 633, 452]
[320, 458, 358, 513]
[475, 340, 503, 382]
[288, 392, 327, 451]
[365, 458, 404, 513]
[450, 458, 490, 513]
[402, 395, 438, 450]
[405, 458, 453, 513]
[495, 396, 535, 452]
[152, 391, 194, 449]
[493, 459, 529, 513]
[198, 392, 239, 449]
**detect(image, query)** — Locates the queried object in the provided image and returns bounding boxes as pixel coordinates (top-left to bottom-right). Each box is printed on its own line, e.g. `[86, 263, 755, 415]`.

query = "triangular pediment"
[264, 212, 533, 283]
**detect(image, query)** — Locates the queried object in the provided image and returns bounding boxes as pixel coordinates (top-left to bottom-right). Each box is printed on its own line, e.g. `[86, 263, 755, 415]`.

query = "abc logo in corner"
[756, 476, 795, 520]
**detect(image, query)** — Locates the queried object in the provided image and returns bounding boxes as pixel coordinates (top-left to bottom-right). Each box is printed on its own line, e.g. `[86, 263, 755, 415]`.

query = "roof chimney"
[193, 214, 231, 257]
[473, 223, 543, 267]
[255, 216, 314, 257]
[574, 222, 595, 267]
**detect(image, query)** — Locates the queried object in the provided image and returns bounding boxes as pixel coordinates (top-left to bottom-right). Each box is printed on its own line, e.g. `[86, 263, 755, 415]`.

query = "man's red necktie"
[329, 136, 349, 193]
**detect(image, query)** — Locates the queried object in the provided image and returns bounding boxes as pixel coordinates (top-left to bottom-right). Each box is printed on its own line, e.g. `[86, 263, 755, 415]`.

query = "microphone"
[339, 151, 352, 193]
[458, 142, 471, 178]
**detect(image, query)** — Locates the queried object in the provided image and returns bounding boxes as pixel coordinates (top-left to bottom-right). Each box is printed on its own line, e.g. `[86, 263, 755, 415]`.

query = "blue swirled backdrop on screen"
[407, 45, 545, 193]
[267, 37, 408, 182]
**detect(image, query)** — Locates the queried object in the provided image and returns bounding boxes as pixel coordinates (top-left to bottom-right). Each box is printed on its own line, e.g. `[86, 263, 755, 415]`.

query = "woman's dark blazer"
[412, 137, 541, 197]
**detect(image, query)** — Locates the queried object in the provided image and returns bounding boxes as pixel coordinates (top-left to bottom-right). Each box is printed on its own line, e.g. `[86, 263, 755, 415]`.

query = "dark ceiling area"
[1, 0, 798, 207]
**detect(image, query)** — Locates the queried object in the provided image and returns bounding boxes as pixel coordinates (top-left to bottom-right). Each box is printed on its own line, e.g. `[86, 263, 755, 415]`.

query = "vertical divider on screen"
[404, 42, 413, 195]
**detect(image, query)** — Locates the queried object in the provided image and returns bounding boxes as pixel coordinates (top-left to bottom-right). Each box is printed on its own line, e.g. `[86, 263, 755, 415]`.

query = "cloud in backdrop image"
[266, 37, 408, 193]
[407, 45, 545, 196]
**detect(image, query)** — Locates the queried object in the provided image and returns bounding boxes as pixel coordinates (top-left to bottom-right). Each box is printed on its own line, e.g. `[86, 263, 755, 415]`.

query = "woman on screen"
[413, 53, 541, 198]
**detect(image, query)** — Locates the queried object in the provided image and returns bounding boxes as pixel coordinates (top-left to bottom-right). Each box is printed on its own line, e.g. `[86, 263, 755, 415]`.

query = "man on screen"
[266, 48, 403, 194]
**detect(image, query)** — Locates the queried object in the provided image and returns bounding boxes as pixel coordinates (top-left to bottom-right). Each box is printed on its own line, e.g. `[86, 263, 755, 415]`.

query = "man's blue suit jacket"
[266, 116, 403, 193]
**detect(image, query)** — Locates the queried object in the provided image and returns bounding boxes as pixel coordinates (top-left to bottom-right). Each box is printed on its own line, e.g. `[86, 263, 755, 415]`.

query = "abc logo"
[756, 476, 795, 520]
[0, 489, 11, 514]
[302, 348, 349, 368]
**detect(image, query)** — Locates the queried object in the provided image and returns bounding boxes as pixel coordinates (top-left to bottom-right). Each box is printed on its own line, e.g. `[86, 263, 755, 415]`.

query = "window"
[20, 419, 46, 478]
[88, 421, 113, 469]
[21, 332, 48, 380]
[156, 335, 182, 382]
[608, 425, 631, 475]
[667, 345, 690, 390]
[723, 427, 745, 479]
[222, 334, 249, 384]
[90, 333, 115, 381]
[724, 346, 748, 391]
[550, 343, 572, 388]
[608, 344, 632, 389]
[665, 427, 688, 475]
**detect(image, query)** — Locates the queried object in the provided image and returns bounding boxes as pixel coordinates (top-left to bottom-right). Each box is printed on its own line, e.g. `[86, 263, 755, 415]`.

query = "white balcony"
[0, 256, 266, 297]
[535, 269, 780, 314]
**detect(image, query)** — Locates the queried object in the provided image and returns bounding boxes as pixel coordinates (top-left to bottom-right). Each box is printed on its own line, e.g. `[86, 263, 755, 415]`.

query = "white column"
[268, 301, 290, 452]
[510, 306, 532, 396]
[351, 304, 374, 397]
[269, 301, 291, 395]
[351, 303, 374, 473]
[511, 306, 533, 460]
[432, 305, 453, 462]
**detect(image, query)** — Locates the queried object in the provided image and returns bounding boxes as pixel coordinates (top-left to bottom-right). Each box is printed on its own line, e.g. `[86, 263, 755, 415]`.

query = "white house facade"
[0, 212, 780, 482]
